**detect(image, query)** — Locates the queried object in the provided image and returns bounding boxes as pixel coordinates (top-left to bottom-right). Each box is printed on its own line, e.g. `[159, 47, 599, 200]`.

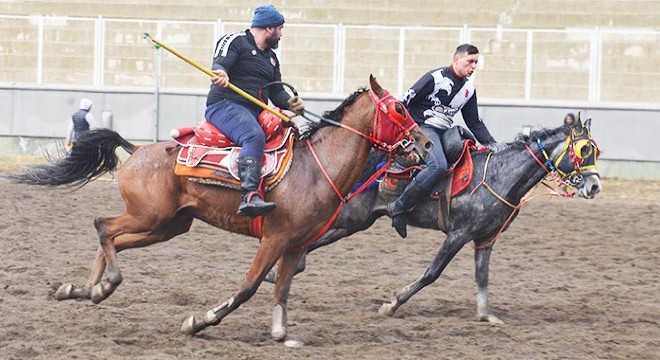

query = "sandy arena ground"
[0, 156, 658, 359]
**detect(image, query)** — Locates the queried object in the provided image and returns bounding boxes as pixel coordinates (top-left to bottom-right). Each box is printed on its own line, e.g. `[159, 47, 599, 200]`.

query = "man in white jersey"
[389, 43, 502, 238]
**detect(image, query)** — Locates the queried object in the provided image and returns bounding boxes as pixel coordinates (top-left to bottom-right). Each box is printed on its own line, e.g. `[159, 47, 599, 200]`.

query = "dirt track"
[0, 160, 658, 359]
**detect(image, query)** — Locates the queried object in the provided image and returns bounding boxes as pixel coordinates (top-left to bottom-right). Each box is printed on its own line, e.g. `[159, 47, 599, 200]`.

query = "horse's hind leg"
[89, 212, 193, 303]
[474, 241, 504, 324]
[271, 247, 307, 343]
[181, 237, 289, 336]
[379, 231, 467, 316]
[55, 247, 106, 300]
[264, 252, 306, 284]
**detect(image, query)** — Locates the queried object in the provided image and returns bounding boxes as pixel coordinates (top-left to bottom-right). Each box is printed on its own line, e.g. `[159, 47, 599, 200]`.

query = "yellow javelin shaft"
[143, 33, 290, 122]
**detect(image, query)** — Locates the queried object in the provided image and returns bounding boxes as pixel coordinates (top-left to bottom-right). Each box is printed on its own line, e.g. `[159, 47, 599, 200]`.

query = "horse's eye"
[581, 144, 592, 158]
[576, 143, 593, 158]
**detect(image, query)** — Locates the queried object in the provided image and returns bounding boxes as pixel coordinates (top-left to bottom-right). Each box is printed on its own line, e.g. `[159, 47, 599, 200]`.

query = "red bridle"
[292, 90, 421, 251]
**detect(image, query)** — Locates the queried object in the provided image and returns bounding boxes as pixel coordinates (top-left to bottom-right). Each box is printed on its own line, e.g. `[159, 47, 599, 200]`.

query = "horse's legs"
[55, 247, 106, 300]
[265, 226, 372, 283]
[180, 238, 288, 336]
[88, 212, 193, 303]
[379, 232, 466, 316]
[474, 242, 504, 324]
[271, 247, 307, 342]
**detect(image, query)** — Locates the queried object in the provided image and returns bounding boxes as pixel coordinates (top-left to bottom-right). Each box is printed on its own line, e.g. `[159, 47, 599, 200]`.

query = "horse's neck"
[305, 97, 375, 195]
[486, 132, 567, 204]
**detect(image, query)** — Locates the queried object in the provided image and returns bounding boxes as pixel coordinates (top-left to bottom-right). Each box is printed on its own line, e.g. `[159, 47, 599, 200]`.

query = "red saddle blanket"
[382, 141, 476, 198]
[172, 120, 295, 190]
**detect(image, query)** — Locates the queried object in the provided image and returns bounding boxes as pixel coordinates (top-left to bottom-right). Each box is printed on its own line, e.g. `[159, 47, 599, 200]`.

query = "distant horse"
[7, 76, 432, 343]
[267, 116, 602, 324]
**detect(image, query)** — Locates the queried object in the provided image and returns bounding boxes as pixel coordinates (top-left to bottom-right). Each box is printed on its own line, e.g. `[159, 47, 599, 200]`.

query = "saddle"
[379, 126, 479, 230]
[171, 109, 295, 191]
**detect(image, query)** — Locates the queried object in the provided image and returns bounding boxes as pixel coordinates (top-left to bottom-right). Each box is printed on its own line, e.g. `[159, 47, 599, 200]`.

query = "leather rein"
[472, 128, 598, 250]
[292, 90, 418, 251]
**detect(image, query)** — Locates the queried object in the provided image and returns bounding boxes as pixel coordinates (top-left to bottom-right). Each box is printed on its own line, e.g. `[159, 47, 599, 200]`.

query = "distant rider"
[66, 98, 95, 148]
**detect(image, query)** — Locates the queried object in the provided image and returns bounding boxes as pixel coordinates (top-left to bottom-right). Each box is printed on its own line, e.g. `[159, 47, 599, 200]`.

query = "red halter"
[292, 90, 421, 251]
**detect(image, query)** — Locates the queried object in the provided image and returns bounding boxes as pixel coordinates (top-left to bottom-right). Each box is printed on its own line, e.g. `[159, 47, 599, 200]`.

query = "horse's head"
[553, 113, 602, 198]
[368, 75, 432, 164]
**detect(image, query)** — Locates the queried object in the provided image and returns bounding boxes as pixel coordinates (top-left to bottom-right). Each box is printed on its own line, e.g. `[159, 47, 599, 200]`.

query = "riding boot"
[387, 178, 427, 238]
[237, 157, 276, 217]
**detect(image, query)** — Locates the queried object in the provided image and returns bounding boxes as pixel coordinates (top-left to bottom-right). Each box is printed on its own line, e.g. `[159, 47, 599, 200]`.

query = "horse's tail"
[6, 128, 138, 187]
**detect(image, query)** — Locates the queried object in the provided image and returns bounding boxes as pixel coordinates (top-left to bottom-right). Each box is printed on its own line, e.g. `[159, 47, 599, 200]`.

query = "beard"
[266, 32, 280, 49]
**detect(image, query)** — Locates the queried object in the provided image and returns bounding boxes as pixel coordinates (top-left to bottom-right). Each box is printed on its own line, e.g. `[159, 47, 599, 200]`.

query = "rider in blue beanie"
[251, 5, 285, 28]
[205, 3, 305, 218]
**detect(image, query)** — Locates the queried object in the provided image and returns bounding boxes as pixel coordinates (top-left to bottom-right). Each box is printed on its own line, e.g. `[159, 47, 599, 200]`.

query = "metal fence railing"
[1, 15, 658, 104]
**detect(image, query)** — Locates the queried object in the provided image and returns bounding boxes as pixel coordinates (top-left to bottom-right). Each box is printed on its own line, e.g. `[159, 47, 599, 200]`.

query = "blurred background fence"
[1, 3, 659, 178]
[1, 14, 658, 103]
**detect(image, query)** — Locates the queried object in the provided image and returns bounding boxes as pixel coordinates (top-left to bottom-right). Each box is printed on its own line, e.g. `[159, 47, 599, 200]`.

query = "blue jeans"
[414, 125, 448, 190]
[205, 99, 265, 159]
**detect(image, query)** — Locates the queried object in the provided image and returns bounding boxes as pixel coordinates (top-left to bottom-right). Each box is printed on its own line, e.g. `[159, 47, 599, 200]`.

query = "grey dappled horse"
[268, 117, 602, 324]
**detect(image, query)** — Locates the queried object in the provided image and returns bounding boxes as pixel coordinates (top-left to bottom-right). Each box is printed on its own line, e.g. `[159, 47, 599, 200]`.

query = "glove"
[291, 116, 320, 140]
[487, 142, 507, 153]
[287, 96, 305, 116]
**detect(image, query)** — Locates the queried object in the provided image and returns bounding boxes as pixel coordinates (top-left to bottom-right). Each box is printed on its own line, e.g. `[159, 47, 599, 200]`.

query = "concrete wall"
[1, 2, 658, 179]
[1, 86, 659, 180]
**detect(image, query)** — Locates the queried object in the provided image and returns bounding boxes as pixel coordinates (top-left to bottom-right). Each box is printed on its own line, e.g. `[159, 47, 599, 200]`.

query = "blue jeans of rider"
[415, 125, 449, 191]
[205, 99, 265, 159]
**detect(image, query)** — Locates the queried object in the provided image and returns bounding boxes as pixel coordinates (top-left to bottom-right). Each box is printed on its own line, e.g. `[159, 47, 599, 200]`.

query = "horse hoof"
[378, 302, 395, 317]
[55, 283, 73, 300]
[181, 315, 204, 336]
[271, 327, 287, 341]
[283, 337, 304, 348]
[90, 284, 105, 304]
[480, 314, 505, 325]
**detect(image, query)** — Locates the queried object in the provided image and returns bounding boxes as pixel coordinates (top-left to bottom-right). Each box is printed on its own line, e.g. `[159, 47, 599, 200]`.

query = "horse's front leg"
[55, 247, 106, 300]
[264, 227, 355, 284]
[271, 247, 307, 346]
[181, 237, 287, 336]
[379, 231, 467, 316]
[474, 241, 504, 324]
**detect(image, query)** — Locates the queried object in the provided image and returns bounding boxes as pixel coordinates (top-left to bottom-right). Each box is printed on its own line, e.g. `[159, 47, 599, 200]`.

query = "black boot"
[388, 178, 427, 238]
[237, 157, 276, 217]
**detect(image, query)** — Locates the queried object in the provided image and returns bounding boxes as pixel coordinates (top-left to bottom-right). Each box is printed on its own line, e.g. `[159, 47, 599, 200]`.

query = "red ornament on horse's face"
[387, 101, 407, 124]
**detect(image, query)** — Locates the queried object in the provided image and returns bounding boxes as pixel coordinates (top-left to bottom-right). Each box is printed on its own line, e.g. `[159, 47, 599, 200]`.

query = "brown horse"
[8, 76, 432, 344]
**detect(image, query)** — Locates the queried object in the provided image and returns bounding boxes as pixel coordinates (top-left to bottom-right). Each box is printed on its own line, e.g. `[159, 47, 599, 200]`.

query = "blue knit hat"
[251, 5, 285, 28]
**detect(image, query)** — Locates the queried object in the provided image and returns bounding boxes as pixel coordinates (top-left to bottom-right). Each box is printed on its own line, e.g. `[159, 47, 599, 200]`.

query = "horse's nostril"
[591, 184, 601, 195]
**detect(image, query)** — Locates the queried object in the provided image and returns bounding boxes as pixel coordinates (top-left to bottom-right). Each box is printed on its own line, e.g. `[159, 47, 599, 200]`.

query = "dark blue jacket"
[206, 30, 289, 113]
[71, 109, 90, 140]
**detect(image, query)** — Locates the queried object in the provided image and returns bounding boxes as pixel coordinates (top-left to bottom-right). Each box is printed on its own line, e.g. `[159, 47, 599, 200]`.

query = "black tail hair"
[5, 129, 137, 187]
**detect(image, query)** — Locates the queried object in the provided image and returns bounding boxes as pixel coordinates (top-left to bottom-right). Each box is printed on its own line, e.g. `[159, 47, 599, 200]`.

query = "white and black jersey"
[400, 66, 495, 144]
[206, 30, 289, 112]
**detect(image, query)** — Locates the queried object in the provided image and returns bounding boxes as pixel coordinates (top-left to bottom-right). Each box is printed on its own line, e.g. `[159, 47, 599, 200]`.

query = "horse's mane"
[509, 125, 569, 149]
[322, 87, 369, 121]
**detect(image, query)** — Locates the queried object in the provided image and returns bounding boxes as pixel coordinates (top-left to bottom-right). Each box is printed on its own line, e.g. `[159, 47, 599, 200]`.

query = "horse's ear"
[369, 74, 384, 97]
[584, 117, 592, 131]
[574, 111, 583, 129]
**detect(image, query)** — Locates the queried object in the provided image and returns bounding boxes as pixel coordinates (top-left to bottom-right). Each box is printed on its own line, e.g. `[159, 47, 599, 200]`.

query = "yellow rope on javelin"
[143, 33, 290, 122]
